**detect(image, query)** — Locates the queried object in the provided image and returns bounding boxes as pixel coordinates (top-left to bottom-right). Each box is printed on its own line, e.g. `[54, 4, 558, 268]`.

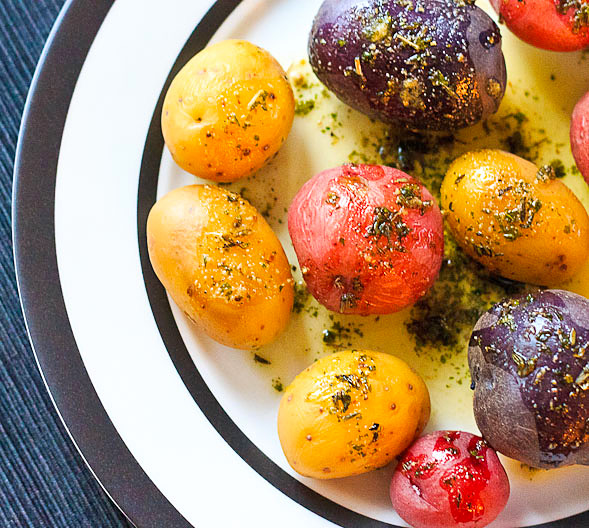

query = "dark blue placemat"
[1, 1, 132, 526]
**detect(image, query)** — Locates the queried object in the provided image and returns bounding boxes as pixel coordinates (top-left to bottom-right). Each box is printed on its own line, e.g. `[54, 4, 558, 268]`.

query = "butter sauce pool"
[169, 2, 589, 524]
[238, 47, 589, 415]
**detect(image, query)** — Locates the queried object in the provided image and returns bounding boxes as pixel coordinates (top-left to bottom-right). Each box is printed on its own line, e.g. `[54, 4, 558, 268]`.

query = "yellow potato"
[277, 350, 430, 479]
[161, 39, 295, 182]
[147, 184, 294, 349]
[441, 149, 589, 285]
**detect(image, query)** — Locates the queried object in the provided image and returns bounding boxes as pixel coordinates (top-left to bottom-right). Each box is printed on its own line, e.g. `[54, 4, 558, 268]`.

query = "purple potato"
[308, 0, 506, 131]
[469, 289, 589, 469]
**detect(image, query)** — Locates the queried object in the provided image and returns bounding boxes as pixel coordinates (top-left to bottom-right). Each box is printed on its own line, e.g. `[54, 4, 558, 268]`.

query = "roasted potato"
[288, 164, 444, 315]
[308, 0, 506, 130]
[277, 350, 430, 479]
[469, 289, 589, 468]
[147, 185, 293, 349]
[390, 431, 510, 528]
[441, 149, 589, 286]
[162, 40, 295, 182]
[490, 0, 589, 52]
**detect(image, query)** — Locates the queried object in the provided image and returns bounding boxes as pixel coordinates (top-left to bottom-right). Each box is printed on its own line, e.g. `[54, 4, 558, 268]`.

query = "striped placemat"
[0, 1, 131, 525]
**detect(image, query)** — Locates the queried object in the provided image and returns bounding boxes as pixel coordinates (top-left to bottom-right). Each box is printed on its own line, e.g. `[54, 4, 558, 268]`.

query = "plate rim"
[11, 0, 589, 527]
[11, 0, 193, 526]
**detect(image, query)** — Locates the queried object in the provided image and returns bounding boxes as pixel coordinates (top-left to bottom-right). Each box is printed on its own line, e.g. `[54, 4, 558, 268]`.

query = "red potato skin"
[491, 0, 589, 51]
[572, 91, 589, 185]
[288, 164, 443, 315]
[390, 431, 510, 528]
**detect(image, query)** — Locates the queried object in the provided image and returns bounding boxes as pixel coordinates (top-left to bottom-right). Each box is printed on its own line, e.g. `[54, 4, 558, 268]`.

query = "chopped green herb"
[550, 159, 566, 178]
[295, 99, 315, 116]
[253, 354, 271, 365]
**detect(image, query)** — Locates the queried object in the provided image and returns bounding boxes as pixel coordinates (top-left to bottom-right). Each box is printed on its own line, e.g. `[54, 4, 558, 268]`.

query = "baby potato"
[441, 149, 589, 286]
[161, 40, 295, 182]
[277, 350, 430, 479]
[309, 0, 506, 131]
[288, 164, 444, 315]
[469, 290, 589, 468]
[490, 0, 589, 52]
[391, 431, 510, 528]
[147, 185, 294, 349]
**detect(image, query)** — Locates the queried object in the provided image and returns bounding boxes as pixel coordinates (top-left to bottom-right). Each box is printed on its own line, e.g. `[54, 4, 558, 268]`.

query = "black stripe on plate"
[13, 0, 192, 527]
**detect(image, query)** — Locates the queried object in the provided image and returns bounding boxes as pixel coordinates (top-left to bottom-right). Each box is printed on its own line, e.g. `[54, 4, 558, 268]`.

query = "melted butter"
[215, 37, 589, 438]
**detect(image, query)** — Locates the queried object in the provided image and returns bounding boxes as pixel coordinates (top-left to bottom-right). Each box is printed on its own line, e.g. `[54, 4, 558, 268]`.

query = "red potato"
[572, 90, 589, 185]
[490, 0, 589, 51]
[390, 431, 510, 528]
[288, 164, 443, 315]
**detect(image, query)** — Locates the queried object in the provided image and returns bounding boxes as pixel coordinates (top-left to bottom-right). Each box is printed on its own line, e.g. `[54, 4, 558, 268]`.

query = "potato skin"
[146, 185, 293, 349]
[277, 350, 430, 479]
[469, 290, 589, 468]
[490, 0, 589, 52]
[288, 164, 444, 315]
[161, 40, 294, 182]
[571, 91, 589, 185]
[390, 431, 510, 528]
[441, 149, 589, 286]
[309, 0, 506, 130]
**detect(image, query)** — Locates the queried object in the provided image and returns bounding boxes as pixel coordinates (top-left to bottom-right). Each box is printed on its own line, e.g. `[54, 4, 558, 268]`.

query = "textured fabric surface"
[1, 1, 132, 526]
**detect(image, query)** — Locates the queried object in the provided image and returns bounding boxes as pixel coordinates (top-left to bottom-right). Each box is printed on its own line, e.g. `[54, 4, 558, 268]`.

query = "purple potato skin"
[308, 0, 506, 131]
[469, 289, 589, 468]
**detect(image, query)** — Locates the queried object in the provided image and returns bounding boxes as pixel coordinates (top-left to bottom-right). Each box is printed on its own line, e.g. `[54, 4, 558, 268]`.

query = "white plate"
[12, 0, 589, 527]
